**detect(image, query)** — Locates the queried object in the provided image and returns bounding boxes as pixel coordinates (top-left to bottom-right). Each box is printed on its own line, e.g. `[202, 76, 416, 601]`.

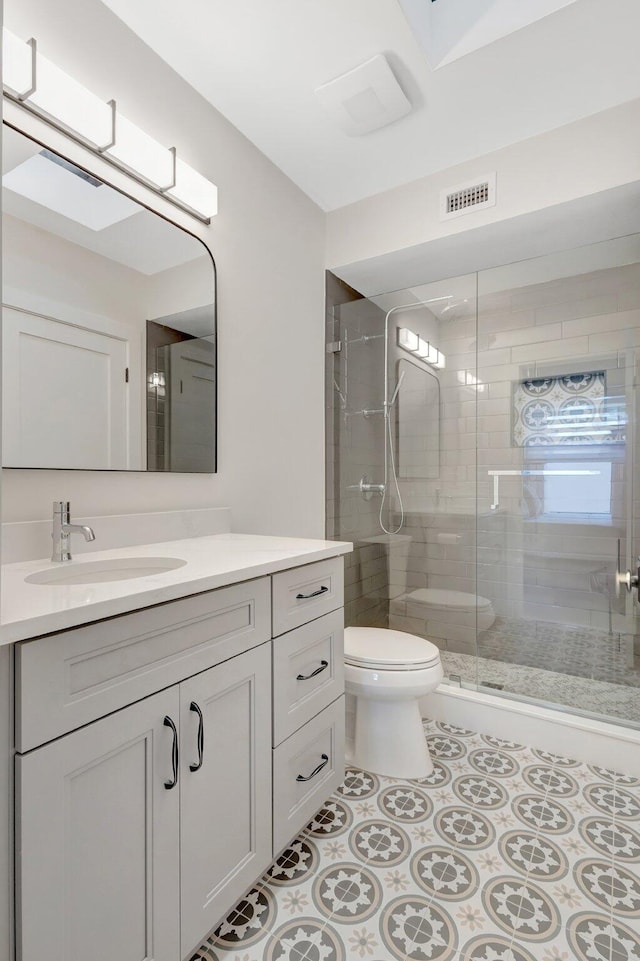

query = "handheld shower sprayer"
[388, 370, 406, 410]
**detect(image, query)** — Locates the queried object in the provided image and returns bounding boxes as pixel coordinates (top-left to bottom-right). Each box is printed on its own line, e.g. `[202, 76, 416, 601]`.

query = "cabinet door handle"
[296, 753, 329, 782]
[189, 701, 205, 772]
[297, 660, 329, 681]
[163, 716, 179, 790]
[296, 585, 329, 600]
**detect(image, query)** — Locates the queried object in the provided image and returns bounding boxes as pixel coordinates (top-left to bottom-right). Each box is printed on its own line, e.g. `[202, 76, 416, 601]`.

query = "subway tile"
[534, 292, 619, 325]
[510, 335, 590, 364]
[478, 307, 536, 333]
[589, 328, 640, 353]
[487, 322, 563, 350]
[562, 307, 640, 339]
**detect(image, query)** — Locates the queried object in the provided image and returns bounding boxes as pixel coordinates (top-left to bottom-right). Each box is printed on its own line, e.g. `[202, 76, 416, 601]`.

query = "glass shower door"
[475, 234, 640, 726]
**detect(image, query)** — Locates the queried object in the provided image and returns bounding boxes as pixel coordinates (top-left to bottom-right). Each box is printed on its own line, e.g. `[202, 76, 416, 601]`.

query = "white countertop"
[0, 533, 352, 644]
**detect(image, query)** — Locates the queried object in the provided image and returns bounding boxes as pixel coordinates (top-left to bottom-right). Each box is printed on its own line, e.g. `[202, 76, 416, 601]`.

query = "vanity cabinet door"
[16, 687, 181, 961]
[179, 642, 272, 958]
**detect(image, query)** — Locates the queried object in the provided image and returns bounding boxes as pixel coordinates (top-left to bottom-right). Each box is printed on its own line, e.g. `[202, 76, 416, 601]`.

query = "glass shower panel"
[328, 295, 389, 630]
[475, 235, 640, 725]
[327, 274, 480, 674]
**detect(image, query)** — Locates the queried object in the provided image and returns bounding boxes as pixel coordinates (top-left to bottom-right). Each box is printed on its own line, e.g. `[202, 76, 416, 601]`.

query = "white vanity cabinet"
[11, 553, 346, 961]
[16, 643, 272, 961]
[178, 644, 272, 958]
[17, 687, 183, 961]
[270, 559, 345, 852]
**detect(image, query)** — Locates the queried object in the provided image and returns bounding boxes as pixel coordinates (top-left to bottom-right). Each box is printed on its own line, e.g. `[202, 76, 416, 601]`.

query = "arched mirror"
[2, 122, 217, 472]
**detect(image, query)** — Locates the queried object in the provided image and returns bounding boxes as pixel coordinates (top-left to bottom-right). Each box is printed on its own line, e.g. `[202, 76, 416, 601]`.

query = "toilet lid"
[406, 588, 493, 612]
[344, 627, 441, 671]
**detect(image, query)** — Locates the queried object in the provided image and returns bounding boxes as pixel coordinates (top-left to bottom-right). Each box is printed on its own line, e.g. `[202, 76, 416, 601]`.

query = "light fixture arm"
[17, 37, 37, 101]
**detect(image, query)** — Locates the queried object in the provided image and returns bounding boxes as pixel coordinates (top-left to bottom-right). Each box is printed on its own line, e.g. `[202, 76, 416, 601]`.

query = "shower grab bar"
[488, 469, 600, 511]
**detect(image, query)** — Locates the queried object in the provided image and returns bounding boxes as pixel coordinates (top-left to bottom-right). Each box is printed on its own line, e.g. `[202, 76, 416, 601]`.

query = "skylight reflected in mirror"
[3, 148, 139, 231]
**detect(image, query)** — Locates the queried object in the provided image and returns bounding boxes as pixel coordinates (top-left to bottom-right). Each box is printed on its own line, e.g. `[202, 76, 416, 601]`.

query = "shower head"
[440, 298, 469, 317]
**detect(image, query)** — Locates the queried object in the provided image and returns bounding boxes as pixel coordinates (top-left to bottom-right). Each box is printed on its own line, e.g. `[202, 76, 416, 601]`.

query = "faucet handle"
[53, 500, 70, 515]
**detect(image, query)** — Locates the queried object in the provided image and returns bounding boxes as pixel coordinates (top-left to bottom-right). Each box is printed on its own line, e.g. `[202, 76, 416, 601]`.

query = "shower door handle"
[615, 560, 640, 597]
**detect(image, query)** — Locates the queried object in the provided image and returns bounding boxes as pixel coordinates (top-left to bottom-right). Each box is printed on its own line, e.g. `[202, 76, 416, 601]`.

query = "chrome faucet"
[51, 501, 96, 562]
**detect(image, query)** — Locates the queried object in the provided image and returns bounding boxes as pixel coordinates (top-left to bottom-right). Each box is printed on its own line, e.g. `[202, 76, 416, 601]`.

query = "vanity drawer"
[272, 695, 345, 856]
[271, 557, 343, 637]
[15, 577, 271, 753]
[272, 609, 344, 746]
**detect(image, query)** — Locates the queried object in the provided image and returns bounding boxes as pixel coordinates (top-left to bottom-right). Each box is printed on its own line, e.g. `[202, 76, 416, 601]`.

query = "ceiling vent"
[439, 172, 496, 221]
[314, 54, 412, 137]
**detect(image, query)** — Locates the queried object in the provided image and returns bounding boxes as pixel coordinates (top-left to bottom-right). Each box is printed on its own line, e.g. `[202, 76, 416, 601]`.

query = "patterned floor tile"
[191, 717, 640, 961]
[566, 910, 640, 961]
[459, 933, 537, 961]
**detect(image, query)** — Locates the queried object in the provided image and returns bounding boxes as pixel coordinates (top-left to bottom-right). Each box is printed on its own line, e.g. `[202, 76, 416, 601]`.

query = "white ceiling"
[99, 0, 640, 211]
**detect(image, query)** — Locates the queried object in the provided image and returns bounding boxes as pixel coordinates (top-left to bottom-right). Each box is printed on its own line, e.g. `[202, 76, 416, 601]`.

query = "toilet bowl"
[344, 627, 443, 779]
[404, 588, 496, 632]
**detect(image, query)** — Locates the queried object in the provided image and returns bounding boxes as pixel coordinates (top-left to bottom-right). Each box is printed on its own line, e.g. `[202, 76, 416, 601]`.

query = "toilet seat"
[344, 627, 440, 671]
[405, 588, 493, 612]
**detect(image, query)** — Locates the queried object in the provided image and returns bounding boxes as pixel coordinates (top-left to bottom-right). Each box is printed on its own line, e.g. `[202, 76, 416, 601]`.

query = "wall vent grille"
[440, 172, 496, 221]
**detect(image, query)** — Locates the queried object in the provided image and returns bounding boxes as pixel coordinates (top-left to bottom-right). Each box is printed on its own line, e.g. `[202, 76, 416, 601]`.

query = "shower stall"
[326, 234, 640, 729]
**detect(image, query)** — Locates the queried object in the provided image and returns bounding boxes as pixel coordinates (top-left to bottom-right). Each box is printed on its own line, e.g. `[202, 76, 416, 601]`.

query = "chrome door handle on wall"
[163, 715, 179, 789]
[189, 701, 204, 772]
[296, 753, 329, 782]
[297, 660, 329, 681]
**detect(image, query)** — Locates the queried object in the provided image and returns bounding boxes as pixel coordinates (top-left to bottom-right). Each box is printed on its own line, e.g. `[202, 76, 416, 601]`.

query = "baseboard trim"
[421, 685, 640, 776]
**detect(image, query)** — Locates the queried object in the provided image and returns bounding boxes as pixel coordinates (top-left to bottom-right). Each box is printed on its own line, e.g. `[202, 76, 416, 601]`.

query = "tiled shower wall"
[326, 273, 388, 628]
[388, 259, 640, 665]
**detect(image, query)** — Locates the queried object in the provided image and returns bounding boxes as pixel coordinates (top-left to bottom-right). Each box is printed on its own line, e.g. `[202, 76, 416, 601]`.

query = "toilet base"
[353, 696, 433, 780]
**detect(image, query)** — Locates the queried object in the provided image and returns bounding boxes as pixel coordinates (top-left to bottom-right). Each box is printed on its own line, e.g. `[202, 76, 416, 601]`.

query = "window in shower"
[542, 460, 612, 517]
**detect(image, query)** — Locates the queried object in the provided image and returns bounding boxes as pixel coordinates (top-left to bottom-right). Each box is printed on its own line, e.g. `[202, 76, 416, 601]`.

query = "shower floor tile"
[441, 650, 640, 725]
[189, 719, 640, 961]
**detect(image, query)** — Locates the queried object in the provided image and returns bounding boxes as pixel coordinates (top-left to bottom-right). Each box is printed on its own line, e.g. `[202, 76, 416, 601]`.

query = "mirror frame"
[1, 108, 218, 474]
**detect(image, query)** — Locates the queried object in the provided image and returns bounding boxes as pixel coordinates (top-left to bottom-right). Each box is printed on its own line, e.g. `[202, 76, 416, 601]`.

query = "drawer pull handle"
[296, 753, 329, 782]
[296, 585, 329, 600]
[189, 701, 205, 772]
[297, 660, 329, 681]
[163, 716, 179, 790]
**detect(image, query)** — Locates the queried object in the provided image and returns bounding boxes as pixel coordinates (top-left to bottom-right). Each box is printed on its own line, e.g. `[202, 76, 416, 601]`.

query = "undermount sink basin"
[25, 557, 187, 586]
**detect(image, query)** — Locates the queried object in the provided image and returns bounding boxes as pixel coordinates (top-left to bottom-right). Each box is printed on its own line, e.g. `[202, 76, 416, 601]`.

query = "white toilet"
[344, 627, 443, 780]
[404, 588, 496, 632]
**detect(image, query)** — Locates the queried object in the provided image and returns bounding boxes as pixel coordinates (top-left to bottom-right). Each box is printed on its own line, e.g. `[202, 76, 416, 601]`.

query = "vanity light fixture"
[2, 28, 218, 222]
[398, 328, 419, 352]
[397, 327, 446, 370]
[106, 116, 175, 190]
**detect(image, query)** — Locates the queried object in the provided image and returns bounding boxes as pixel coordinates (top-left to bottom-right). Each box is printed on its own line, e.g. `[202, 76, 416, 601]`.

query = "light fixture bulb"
[29, 51, 114, 149]
[167, 158, 218, 219]
[415, 337, 431, 358]
[398, 328, 419, 352]
[106, 115, 175, 189]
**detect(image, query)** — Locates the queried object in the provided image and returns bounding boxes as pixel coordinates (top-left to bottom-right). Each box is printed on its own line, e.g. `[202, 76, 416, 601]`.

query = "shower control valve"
[347, 474, 386, 501]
